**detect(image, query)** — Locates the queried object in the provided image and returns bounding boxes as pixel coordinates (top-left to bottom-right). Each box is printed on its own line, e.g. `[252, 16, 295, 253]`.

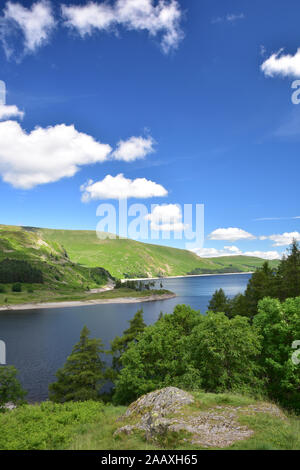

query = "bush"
[0, 401, 105, 450]
[0, 366, 27, 412]
[12, 283, 22, 293]
[0, 285, 6, 293]
[254, 297, 300, 412]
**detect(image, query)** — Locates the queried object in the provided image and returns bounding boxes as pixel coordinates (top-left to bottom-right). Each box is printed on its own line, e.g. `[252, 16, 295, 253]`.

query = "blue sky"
[0, 0, 300, 259]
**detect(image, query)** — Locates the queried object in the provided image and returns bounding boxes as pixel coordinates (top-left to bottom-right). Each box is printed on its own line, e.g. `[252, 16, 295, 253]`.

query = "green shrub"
[0, 366, 27, 412]
[0, 401, 105, 450]
[12, 283, 22, 293]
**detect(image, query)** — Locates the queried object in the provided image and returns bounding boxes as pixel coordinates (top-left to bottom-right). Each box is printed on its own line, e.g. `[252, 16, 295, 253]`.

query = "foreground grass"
[0, 287, 174, 307]
[1, 393, 299, 450]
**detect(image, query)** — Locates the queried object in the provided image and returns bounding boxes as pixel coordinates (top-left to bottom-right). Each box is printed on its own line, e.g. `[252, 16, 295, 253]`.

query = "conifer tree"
[49, 326, 105, 403]
[208, 288, 230, 315]
[109, 309, 146, 378]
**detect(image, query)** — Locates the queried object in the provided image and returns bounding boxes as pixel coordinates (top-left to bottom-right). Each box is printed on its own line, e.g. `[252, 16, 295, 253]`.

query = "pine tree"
[109, 309, 146, 378]
[208, 288, 230, 315]
[276, 239, 300, 300]
[242, 261, 275, 319]
[49, 326, 105, 403]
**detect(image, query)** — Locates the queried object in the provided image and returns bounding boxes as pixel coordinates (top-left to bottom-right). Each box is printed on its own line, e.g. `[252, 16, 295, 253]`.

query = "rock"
[115, 387, 285, 448]
[123, 387, 194, 419]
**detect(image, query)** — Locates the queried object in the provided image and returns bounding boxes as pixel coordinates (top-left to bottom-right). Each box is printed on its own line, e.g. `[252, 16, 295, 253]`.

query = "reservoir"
[0, 273, 251, 401]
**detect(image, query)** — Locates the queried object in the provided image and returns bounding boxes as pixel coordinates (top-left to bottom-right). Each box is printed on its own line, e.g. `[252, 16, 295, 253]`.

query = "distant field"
[42, 228, 279, 278]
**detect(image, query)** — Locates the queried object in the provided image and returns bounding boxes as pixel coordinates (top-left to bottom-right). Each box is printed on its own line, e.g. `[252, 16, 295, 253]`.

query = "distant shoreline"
[121, 272, 254, 282]
[0, 292, 176, 311]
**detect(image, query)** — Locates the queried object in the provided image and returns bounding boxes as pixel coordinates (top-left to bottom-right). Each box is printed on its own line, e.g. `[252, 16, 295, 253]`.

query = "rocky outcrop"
[115, 387, 285, 448]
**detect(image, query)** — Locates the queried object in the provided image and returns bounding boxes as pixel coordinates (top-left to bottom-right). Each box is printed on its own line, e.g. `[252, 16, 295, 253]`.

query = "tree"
[275, 239, 300, 301]
[109, 309, 146, 378]
[242, 262, 275, 319]
[113, 305, 263, 405]
[208, 288, 230, 315]
[49, 326, 105, 403]
[253, 296, 300, 411]
[113, 305, 202, 405]
[190, 313, 263, 394]
[0, 366, 27, 411]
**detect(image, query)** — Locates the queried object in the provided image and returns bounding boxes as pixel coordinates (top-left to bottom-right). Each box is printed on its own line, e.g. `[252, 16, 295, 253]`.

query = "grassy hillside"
[0, 224, 279, 281]
[0, 224, 113, 305]
[42, 227, 279, 278]
[0, 393, 298, 450]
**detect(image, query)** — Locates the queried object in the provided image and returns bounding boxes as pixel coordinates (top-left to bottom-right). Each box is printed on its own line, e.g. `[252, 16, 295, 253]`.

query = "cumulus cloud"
[208, 227, 256, 242]
[112, 135, 155, 162]
[81, 173, 168, 201]
[0, 120, 112, 189]
[261, 48, 300, 78]
[260, 231, 300, 246]
[192, 245, 281, 260]
[0, 104, 24, 120]
[145, 204, 187, 232]
[0, 0, 56, 59]
[61, 0, 184, 54]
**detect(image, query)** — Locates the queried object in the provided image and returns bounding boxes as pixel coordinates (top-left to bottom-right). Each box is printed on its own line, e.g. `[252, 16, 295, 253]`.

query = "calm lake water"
[0, 273, 251, 402]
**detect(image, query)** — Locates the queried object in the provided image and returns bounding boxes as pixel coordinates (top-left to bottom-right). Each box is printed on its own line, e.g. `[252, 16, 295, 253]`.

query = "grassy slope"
[0, 393, 298, 450]
[41, 228, 279, 278]
[0, 224, 111, 305]
[0, 225, 175, 305]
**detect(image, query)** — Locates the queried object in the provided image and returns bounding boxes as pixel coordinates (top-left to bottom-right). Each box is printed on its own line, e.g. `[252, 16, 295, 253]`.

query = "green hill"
[41, 227, 279, 278]
[0, 225, 115, 307]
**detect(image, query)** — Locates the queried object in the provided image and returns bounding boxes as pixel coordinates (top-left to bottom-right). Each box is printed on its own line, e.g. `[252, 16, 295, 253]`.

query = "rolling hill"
[0, 224, 110, 290]
[0, 224, 279, 281]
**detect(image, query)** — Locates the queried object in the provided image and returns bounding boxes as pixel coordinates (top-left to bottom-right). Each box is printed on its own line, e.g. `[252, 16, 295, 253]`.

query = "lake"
[0, 273, 251, 402]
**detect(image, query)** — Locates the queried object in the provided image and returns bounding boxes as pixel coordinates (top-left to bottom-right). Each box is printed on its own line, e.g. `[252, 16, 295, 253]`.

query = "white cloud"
[212, 13, 245, 24]
[226, 13, 245, 22]
[0, 120, 112, 189]
[0, 0, 56, 58]
[61, 0, 184, 54]
[0, 104, 24, 120]
[261, 48, 300, 78]
[208, 227, 256, 241]
[243, 251, 281, 260]
[81, 173, 168, 201]
[260, 44, 266, 57]
[260, 231, 300, 247]
[112, 135, 155, 162]
[192, 245, 281, 260]
[145, 204, 187, 231]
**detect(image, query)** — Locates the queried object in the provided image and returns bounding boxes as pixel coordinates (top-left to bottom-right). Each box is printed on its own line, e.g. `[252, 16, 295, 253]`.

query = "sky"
[0, 0, 300, 260]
